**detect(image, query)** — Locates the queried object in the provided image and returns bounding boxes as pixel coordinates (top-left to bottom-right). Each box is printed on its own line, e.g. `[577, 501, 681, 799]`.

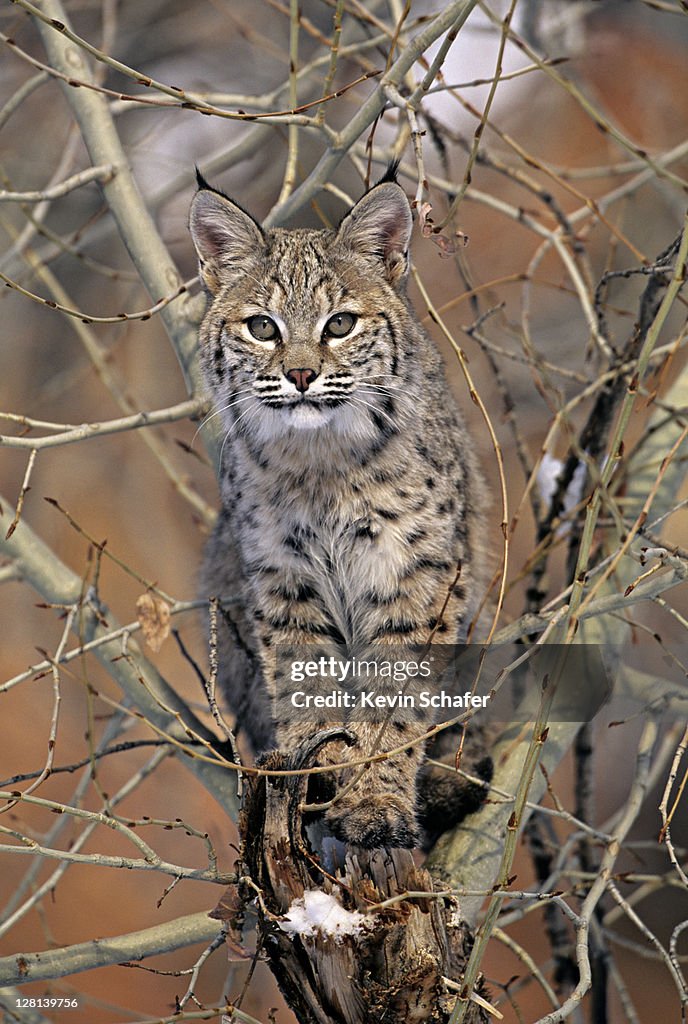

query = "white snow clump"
[277, 890, 369, 942]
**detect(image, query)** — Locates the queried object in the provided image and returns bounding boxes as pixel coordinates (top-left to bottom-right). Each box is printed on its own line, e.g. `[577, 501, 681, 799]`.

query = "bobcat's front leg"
[323, 660, 429, 849]
[322, 717, 425, 849]
[267, 639, 424, 848]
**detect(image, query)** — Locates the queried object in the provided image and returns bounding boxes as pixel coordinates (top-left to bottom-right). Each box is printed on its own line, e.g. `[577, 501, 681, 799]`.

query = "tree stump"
[236, 729, 489, 1024]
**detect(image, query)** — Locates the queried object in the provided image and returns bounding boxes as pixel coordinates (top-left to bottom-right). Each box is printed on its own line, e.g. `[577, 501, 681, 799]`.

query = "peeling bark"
[237, 729, 489, 1024]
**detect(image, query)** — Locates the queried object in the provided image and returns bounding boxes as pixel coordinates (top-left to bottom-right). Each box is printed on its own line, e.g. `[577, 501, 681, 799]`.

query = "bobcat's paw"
[325, 793, 419, 849]
[418, 750, 494, 850]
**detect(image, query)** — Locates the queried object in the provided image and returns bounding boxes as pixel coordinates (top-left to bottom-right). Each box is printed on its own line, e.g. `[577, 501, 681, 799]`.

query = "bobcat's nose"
[286, 367, 318, 393]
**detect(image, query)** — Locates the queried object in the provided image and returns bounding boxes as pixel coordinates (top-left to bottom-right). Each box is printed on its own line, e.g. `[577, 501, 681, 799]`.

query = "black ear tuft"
[195, 166, 213, 192]
[376, 159, 401, 186]
[194, 167, 235, 202]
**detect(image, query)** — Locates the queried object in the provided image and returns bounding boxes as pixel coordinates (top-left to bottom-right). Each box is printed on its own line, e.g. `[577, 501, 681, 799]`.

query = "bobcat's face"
[190, 180, 413, 441]
[199, 233, 401, 436]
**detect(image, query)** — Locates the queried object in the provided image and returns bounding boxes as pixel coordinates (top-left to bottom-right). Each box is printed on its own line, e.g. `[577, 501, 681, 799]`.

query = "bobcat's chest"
[235, 469, 417, 645]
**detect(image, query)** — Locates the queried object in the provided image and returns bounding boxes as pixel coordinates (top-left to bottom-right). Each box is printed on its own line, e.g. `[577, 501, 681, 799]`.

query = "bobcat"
[190, 166, 492, 849]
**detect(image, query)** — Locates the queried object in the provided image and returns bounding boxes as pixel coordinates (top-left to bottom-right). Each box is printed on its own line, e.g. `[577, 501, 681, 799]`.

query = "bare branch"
[0, 911, 223, 987]
[0, 165, 114, 203]
[0, 497, 239, 816]
[0, 397, 207, 450]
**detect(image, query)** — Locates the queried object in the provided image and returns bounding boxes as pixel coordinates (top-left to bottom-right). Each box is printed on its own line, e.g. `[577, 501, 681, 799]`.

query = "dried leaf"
[429, 233, 456, 258]
[210, 884, 251, 959]
[418, 200, 435, 237]
[417, 201, 469, 257]
[210, 883, 244, 923]
[135, 593, 171, 652]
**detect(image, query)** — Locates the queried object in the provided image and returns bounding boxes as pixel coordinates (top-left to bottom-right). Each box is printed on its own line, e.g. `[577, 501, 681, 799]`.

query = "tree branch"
[0, 911, 222, 987]
[29, 0, 212, 451]
[429, 303, 688, 926]
[0, 498, 239, 818]
[264, 0, 480, 226]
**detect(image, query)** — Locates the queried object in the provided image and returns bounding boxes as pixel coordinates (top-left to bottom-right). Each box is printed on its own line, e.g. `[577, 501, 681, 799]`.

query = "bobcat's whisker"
[218, 402, 261, 465]
[349, 394, 401, 431]
[191, 391, 256, 445]
[357, 384, 415, 419]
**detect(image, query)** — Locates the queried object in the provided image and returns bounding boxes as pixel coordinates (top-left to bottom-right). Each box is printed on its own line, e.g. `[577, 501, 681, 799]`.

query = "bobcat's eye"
[246, 314, 280, 342]
[323, 312, 357, 340]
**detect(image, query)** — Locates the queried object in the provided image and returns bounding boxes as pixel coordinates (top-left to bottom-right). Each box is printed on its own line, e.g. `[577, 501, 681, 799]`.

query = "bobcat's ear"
[337, 180, 413, 288]
[189, 185, 264, 294]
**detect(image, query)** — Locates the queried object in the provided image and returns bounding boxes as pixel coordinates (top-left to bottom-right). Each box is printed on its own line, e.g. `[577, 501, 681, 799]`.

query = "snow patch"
[537, 453, 587, 524]
[278, 890, 369, 942]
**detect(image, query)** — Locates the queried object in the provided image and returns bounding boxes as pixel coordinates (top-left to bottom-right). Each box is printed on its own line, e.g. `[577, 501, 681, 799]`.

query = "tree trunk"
[238, 730, 489, 1024]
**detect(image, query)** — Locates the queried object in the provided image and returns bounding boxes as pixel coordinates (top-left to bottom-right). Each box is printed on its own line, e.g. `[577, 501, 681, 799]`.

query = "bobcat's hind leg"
[417, 722, 494, 850]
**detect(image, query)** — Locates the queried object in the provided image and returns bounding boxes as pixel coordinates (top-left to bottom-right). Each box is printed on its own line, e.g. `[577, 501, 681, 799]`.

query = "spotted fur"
[190, 171, 492, 848]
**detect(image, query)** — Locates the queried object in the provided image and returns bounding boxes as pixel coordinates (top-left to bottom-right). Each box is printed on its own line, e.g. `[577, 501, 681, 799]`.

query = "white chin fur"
[243, 402, 336, 444]
[241, 400, 380, 448]
[283, 403, 337, 431]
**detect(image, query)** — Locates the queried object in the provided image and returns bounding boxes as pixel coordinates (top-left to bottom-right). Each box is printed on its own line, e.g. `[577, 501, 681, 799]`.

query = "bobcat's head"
[189, 170, 415, 442]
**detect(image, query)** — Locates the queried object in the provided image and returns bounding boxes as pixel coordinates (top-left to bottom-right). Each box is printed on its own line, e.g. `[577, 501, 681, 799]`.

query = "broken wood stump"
[233, 728, 490, 1024]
